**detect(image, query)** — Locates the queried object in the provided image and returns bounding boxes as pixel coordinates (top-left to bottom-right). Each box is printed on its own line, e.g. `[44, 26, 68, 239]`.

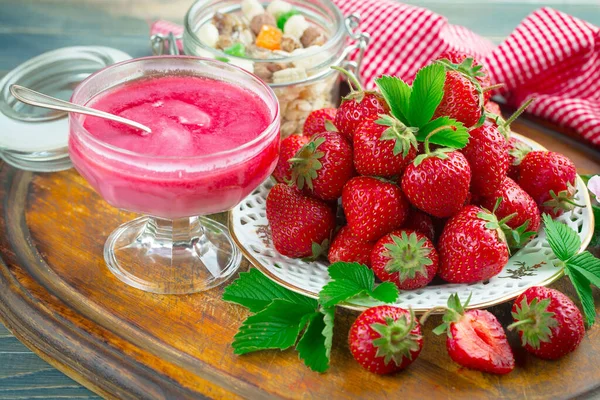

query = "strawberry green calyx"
[289, 137, 326, 191]
[302, 238, 329, 262]
[376, 114, 419, 157]
[426, 293, 472, 336]
[543, 182, 585, 214]
[324, 119, 338, 132]
[508, 297, 558, 349]
[477, 198, 517, 252]
[507, 220, 537, 250]
[371, 308, 422, 365]
[509, 140, 532, 166]
[436, 57, 486, 80]
[383, 231, 433, 282]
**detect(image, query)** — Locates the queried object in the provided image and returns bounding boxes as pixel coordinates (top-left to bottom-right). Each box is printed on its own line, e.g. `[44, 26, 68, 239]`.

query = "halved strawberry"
[266, 183, 335, 258]
[370, 229, 438, 290]
[290, 131, 355, 201]
[342, 176, 409, 242]
[272, 134, 311, 183]
[303, 108, 337, 137]
[328, 225, 375, 267]
[349, 306, 423, 374]
[333, 67, 390, 143]
[432, 294, 515, 374]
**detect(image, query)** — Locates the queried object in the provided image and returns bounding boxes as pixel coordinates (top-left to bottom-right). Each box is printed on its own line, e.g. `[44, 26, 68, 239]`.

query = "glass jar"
[183, 0, 369, 138]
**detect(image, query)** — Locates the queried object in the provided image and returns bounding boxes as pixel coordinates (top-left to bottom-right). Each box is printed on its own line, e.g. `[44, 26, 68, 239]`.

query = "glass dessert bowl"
[68, 56, 280, 294]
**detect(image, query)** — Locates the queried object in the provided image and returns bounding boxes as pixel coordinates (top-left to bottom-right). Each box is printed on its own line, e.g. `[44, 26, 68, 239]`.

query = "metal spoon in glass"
[10, 84, 152, 135]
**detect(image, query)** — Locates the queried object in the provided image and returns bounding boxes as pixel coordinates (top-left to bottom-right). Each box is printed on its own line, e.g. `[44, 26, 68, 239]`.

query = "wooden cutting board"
[0, 120, 599, 400]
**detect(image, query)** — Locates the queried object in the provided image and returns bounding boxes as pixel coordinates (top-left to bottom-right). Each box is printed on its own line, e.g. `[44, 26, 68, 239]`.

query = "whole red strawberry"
[342, 176, 409, 242]
[353, 117, 417, 178]
[403, 208, 435, 242]
[272, 135, 310, 183]
[303, 108, 337, 137]
[349, 306, 422, 374]
[266, 183, 335, 258]
[509, 286, 585, 360]
[517, 151, 580, 217]
[433, 70, 482, 128]
[290, 131, 354, 201]
[461, 122, 509, 197]
[370, 230, 438, 290]
[506, 137, 532, 181]
[438, 205, 510, 283]
[333, 67, 389, 142]
[481, 177, 541, 248]
[436, 50, 492, 102]
[433, 294, 514, 374]
[401, 151, 471, 218]
[328, 226, 375, 267]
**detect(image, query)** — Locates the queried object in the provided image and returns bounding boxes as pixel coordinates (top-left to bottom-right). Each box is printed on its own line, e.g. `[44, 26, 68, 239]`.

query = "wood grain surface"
[0, 120, 599, 399]
[1, 0, 600, 398]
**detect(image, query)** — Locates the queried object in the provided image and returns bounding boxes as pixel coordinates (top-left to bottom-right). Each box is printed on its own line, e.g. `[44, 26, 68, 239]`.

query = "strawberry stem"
[507, 318, 534, 331]
[423, 125, 454, 154]
[419, 306, 453, 326]
[482, 83, 505, 92]
[331, 66, 363, 92]
[502, 98, 534, 128]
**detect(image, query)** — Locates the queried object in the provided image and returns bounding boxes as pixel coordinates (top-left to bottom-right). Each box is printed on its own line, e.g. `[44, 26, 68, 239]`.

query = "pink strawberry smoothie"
[69, 75, 279, 219]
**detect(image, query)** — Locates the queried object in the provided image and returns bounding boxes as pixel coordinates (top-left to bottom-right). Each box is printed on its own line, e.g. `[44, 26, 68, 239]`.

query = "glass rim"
[69, 55, 280, 161]
[183, 0, 346, 64]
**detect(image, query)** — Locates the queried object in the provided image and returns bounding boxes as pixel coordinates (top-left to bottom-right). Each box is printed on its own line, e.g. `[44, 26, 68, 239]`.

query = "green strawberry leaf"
[407, 63, 446, 128]
[375, 75, 411, 125]
[319, 262, 399, 308]
[567, 252, 600, 288]
[591, 205, 600, 248]
[232, 299, 316, 354]
[223, 268, 317, 312]
[565, 266, 596, 326]
[296, 307, 334, 373]
[370, 282, 401, 303]
[542, 214, 581, 261]
[416, 116, 469, 149]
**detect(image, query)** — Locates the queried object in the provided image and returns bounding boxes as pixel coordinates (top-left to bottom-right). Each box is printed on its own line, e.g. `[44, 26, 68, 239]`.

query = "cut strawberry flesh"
[448, 310, 514, 374]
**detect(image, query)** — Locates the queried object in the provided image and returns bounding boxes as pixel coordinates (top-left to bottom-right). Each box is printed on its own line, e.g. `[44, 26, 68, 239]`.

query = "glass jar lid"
[0, 46, 131, 172]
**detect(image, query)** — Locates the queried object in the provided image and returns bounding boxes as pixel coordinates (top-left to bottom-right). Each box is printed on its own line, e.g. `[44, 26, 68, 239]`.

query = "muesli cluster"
[195, 0, 338, 137]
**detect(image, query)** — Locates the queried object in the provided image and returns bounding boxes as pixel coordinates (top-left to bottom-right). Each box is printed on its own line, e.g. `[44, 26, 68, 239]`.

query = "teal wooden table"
[0, 1, 599, 398]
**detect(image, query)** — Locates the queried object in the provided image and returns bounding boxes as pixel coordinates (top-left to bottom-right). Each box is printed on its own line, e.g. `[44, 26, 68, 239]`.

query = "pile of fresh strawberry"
[267, 50, 582, 289]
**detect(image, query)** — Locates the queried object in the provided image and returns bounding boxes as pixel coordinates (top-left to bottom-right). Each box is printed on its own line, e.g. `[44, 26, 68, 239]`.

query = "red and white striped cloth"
[151, 2, 600, 146]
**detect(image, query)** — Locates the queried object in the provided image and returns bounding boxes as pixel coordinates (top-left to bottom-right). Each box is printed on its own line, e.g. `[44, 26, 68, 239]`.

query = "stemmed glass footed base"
[104, 215, 241, 294]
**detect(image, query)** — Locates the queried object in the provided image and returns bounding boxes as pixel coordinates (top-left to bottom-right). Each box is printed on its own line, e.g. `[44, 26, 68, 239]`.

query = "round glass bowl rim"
[183, 0, 346, 63]
[69, 55, 280, 161]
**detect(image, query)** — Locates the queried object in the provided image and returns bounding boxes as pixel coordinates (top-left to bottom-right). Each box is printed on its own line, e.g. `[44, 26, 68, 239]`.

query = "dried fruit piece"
[256, 25, 283, 50]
